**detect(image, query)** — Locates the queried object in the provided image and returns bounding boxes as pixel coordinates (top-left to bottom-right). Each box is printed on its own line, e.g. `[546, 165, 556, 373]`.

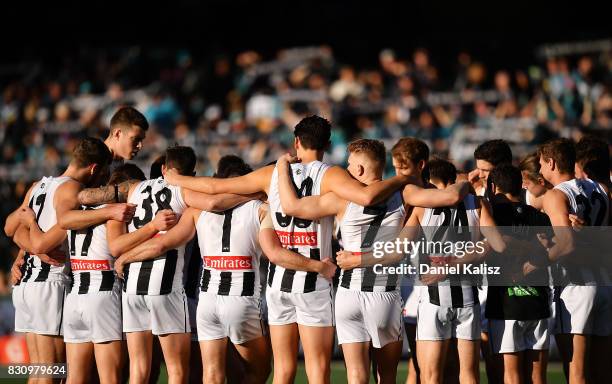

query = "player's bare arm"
[4, 181, 36, 237]
[542, 189, 574, 262]
[58, 203, 136, 230]
[276, 156, 345, 219]
[106, 209, 178, 257]
[321, 165, 411, 207]
[77, 179, 138, 206]
[165, 164, 274, 195]
[402, 181, 470, 208]
[181, 188, 263, 212]
[115, 208, 199, 275]
[258, 210, 336, 279]
[336, 225, 413, 269]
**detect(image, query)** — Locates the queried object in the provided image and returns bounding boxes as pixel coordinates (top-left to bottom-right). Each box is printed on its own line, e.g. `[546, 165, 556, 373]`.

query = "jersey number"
[133, 186, 173, 229]
[275, 177, 314, 228]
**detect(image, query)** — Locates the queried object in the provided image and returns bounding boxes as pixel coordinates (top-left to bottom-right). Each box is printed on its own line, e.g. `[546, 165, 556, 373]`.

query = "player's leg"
[126, 331, 154, 384]
[341, 342, 370, 384]
[93, 341, 123, 384]
[500, 352, 522, 384]
[373, 340, 403, 384]
[200, 338, 228, 384]
[524, 349, 548, 384]
[299, 324, 335, 384]
[65, 342, 94, 384]
[233, 336, 272, 384]
[269, 324, 299, 384]
[556, 333, 589, 384]
[226, 342, 246, 383]
[148, 337, 162, 384]
[456, 339, 480, 384]
[158, 333, 191, 384]
[404, 323, 420, 384]
[416, 340, 448, 384]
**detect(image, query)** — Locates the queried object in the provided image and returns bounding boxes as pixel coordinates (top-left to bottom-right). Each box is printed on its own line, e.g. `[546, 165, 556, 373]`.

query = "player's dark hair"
[293, 115, 331, 151]
[427, 158, 457, 185]
[109, 163, 146, 185]
[72, 137, 112, 168]
[490, 164, 523, 197]
[474, 139, 512, 166]
[391, 137, 429, 167]
[214, 155, 253, 178]
[110, 106, 149, 132]
[165, 146, 196, 176]
[347, 139, 386, 168]
[150, 155, 166, 179]
[538, 138, 575, 175]
[576, 135, 610, 183]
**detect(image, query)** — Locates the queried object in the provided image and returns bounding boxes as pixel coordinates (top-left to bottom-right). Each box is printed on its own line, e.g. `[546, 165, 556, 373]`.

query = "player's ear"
[294, 137, 300, 151]
[112, 127, 122, 140]
[358, 164, 365, 177]
[89, 163, 98, 176]
[417, 160, 426, 172]
[161, 164, 167, 176]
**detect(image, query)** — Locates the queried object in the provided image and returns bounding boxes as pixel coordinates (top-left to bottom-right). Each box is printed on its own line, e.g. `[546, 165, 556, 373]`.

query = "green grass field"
[155, 361, 565, 384]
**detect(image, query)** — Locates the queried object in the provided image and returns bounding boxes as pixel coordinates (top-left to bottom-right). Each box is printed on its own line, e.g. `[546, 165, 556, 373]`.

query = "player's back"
[124, 177, 187, 295]
[68, 205, 117, 293]
[21, 176, 72, 284]
[338, 191, 406, 292]
[268, 160, 333, 293]
[196, 200, 263, 297]
[420, 194, 480, 308]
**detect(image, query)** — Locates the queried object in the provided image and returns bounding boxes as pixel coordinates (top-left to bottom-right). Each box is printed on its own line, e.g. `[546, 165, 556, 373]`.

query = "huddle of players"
[3, 107, 611, 384]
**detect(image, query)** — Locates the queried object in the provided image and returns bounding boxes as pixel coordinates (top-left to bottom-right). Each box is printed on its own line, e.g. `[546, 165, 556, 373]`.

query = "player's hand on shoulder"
[152, 209, 177, 231]
[107, 203, 137, 222]
[277, 153, 300, 167]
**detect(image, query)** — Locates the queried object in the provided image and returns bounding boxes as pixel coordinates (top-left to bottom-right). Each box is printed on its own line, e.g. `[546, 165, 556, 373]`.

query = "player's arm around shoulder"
[322, 165, 410, 207]
[402, 181, 470, 208]
[77, 179, 140, 206]
[478, 197, 506, 253]
[166, 164, 274, 195]
[541, 189, 574, 261]
[181, 187, 264, 212]
[4, 181, 37, 237]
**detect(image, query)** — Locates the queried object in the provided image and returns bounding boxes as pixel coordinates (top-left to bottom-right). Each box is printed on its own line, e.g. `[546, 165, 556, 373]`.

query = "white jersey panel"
[268, 161, 333, 293]
[196, 200, 263, 297]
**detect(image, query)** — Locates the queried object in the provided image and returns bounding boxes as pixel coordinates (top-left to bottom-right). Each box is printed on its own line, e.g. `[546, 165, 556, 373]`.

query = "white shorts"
[122, 289, 190, 335]
[552, 285, 612, 336]
[13, 281, 67, 336]
[266, 288, 334, 327]
[416, 299, 481, 341]
[64, 284, 123, 343]
[197, 292, 264, 344]
[488, 319, 549, 354]
[336, 288, 403, 348]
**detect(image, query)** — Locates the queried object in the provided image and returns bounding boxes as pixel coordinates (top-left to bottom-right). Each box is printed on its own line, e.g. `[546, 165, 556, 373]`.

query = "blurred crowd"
[0, 44, 611, 275]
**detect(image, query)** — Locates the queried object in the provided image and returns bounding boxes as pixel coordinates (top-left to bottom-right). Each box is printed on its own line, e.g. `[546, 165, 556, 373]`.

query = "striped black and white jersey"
[20, 176, 72, 284]
[420, 194, 481, 308]
[196, 200, 263, 297]
[268, 161, 333, 293]
[339, 191, 406, 292]
[68, 205, 117, 294]
[553, 178, 609, 284]
[124, 177, 187, 295]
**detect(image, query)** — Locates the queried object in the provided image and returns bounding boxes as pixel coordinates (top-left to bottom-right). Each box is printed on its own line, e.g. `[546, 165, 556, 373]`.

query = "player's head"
[538, 138, 575, 183]
[519, 152, 551, 198]
[391, 137, 429, 178]
[427, 158, 457, 189]
[108, 107, 149, 160]
[490, 164, 522, 198]
[293, 115, 331, 158]
[473, 139, 512, 181]
[346, 139, 386, 183]
[163, 146, 196, 177]
[150, 155, 166, 179]
[109, 163, 146, 185]
[575, 135, 610, 183]
[71, 137, 113, 186]
[214, 155, 253, 178]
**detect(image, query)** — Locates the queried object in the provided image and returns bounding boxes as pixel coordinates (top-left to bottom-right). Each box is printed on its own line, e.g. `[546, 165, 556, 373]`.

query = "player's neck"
[62, 164, 88, 184]
[550, 172, 574, 186]
[362, 176, 382, 186]
[296, 149, 324, 163]
[104, 137, 122, 161]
